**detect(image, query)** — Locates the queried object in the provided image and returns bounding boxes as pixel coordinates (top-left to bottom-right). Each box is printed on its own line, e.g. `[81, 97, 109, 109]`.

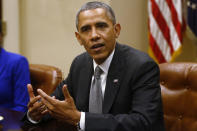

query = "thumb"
[27, 84, 35, 100]
[62, 84, 71, 100]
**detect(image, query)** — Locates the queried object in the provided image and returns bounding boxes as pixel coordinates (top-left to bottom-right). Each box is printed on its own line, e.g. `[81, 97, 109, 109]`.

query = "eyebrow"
[95, 22, 108, 27]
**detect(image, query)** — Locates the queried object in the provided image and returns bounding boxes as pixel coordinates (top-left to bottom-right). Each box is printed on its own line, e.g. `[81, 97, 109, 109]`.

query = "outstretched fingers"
[28, 95, 41, 108]
[27, 84, 35, 100]
[62, 85, 71, 100]
[37, 89, 57, 110]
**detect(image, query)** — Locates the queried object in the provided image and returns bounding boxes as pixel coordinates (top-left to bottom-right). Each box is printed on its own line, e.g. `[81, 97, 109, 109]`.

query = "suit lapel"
[76, 54, 93, 111]
[103, 43, 124, 113]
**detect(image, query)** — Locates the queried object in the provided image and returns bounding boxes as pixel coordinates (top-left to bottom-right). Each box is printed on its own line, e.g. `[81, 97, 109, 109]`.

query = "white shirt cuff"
[27, 111, 40, 124]
[79, 112, 85, 130]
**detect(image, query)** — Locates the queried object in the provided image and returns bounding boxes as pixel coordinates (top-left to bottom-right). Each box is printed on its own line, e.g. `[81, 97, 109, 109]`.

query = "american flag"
[148, 0, 185, 63]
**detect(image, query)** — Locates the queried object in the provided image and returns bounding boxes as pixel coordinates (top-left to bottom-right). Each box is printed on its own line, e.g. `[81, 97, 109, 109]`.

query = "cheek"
[80, 35, 90, 44]
[104, 30, 116, 39]
[104, 33, 116, 44]
[80, 37, 88, 45]
[81, 40, 91, 51]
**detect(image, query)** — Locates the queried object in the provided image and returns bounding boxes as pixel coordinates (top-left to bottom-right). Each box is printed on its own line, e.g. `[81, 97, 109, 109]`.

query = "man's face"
[75, 8, 121, 64]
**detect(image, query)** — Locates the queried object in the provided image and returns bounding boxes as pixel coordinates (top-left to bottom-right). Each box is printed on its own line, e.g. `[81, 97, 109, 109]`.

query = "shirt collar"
[93, 49, 115, 74]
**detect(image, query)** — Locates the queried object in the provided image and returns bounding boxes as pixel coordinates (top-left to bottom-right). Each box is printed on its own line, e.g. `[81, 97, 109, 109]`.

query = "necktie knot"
[94, 66, 103, 79]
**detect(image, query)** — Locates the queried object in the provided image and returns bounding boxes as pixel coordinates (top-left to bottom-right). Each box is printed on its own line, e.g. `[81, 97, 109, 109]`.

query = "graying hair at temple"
[75, 1, 116, 30]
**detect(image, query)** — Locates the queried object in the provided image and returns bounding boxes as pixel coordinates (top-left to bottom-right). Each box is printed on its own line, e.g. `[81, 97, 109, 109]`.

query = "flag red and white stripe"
[148, 0, 184, 63]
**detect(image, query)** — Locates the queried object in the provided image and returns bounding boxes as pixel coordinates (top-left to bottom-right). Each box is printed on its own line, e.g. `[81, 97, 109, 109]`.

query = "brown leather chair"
[159, 62, 197, 131]
[30, 64, 62, 95]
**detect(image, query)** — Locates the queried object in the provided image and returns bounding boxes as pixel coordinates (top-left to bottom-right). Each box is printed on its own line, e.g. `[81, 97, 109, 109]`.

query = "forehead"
[78, 8, 112, 26]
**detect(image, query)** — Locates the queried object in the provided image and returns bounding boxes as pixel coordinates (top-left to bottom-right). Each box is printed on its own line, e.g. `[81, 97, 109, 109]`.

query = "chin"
[93, 54, 108, 64]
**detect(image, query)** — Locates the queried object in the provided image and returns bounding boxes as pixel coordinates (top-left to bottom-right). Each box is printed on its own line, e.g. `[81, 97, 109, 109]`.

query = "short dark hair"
[76, 1, 116, 30]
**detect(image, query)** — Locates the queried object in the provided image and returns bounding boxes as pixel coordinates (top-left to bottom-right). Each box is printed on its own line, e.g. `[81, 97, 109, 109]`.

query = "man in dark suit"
[27, 1, 165, 131]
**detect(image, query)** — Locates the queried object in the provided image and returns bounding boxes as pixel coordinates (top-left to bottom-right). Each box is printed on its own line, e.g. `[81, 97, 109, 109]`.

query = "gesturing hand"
[27, 84, 48, 122]
[37, 84, 81, 125]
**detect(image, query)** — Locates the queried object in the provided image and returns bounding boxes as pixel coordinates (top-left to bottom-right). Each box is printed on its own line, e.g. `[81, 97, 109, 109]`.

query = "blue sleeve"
[12, 56, 30, 112]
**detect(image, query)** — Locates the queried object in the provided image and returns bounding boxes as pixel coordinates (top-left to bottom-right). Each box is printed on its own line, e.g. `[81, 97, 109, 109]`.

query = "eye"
[80, 26, 91, 32]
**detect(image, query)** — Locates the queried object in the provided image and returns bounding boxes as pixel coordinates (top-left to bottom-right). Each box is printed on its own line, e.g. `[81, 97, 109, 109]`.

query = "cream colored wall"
[3, 0, 197, 78]
[175, 29, 197, 62]
[20, 0, 110, 77]
[19, 0, 148, 78]
[3, 0, 20, 53]
[111, 0, 148, 52]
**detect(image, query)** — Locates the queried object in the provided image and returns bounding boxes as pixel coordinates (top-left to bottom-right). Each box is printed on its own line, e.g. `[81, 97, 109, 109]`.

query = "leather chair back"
[30, 64, 62, 95]
[159, 62, 197, 131]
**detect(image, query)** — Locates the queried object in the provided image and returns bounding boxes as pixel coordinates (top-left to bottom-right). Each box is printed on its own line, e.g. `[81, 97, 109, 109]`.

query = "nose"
[90, 27, 100, 41]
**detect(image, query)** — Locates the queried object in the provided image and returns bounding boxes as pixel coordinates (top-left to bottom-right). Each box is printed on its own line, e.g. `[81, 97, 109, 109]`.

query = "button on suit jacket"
[53, 43, 165, 131]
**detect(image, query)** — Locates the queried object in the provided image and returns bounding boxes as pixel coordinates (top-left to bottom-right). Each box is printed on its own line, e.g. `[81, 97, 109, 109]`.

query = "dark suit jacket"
[53, 43, 165, 131]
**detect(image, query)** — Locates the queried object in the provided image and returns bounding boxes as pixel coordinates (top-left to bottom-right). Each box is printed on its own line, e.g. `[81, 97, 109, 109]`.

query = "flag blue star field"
[187, 0, 197, 37]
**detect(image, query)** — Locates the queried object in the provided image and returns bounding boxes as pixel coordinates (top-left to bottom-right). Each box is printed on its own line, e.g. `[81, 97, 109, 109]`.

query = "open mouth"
[91, 43, 105, 49]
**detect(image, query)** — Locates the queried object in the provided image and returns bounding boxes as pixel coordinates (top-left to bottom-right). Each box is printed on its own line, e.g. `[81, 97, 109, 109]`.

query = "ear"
[114, 23, 121, 38]
[75, 32, 83, 46]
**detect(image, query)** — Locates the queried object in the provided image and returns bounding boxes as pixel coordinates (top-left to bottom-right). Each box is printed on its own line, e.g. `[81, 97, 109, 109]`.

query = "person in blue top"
[0, 40, 30, 112]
